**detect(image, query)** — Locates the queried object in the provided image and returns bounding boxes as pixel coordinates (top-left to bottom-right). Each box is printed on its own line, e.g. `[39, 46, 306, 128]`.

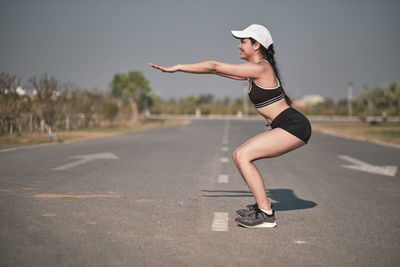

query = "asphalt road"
[1, 119, 399, 266]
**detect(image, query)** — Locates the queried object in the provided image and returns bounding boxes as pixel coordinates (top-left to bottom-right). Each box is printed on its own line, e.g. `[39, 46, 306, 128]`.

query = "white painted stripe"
[212, 212, 228, 231]
[0, 147, 19, 152]
[52, 158, 93, 171]
[218, 174, 229, 183]
[0, 143, 54, 153]
[221, 147, 229, 151]
[294, 241, 306, 244]
[220, 157, 229, 163]
[41, 213, 56, 217]
[52, 152, 118, 171]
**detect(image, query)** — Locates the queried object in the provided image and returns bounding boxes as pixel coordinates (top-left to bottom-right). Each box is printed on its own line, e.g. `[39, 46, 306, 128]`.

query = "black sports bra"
[248, 60, 285, 108]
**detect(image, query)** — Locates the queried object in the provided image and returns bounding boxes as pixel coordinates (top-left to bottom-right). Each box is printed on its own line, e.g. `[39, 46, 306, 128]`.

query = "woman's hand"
[149, 63, 179, 73]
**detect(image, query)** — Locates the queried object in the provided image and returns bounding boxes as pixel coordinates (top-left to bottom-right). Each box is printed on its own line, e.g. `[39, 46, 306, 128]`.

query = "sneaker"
[235, 209, 277, 228]
[236, 203, 274, 217]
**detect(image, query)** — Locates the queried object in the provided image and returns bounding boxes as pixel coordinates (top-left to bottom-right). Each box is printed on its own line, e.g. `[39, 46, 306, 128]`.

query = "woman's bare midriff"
[255, 98, 291, 124]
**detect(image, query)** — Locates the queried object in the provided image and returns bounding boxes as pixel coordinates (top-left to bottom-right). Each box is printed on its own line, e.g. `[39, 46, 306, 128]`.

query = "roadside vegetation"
[0, 119, 187, 146]
[311, 122, 400, 145]
[1, 70, 399, 145]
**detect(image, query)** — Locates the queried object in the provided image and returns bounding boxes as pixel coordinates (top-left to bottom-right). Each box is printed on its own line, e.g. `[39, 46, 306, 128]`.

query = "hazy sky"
[1, 0, 399, 100]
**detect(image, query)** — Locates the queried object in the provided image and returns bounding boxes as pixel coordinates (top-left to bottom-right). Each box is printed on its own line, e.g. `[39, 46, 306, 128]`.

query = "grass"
[0, 119, 188, 146]
[311, 121, 400, 145]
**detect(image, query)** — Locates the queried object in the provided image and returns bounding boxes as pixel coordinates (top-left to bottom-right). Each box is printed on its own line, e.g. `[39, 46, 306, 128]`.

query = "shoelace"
[243, 204, 258, 216]
[247, 203, 257, 211]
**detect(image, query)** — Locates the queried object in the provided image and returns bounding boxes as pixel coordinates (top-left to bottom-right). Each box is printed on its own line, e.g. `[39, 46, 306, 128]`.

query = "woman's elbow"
[206, 60, 218, 73]
[211, 61, 221, 73]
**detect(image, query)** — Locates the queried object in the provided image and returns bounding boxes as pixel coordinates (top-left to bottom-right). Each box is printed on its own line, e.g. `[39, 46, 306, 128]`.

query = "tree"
[355, 82, 400, 116]
[110, 71, 152, 123]
[75, 89, 104, 127]
[386, 82, 400, 116]
[102, 101, 119, 125]
[197, 94, 214, 104]
[29, 74, 61, 133]
[0, 71, 21, 134]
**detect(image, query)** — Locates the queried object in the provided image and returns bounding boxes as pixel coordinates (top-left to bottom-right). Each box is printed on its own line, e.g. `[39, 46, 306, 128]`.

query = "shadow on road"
[201, 188, 317, 211]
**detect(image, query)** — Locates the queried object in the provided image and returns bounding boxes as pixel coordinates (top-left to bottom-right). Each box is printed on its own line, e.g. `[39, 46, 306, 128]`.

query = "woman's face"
[238, 38, 256, 60]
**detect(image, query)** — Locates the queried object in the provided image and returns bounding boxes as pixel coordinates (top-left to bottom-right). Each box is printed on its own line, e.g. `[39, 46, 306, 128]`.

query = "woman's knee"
[232, 149, 238, 165]
[233, 147, 250, 165]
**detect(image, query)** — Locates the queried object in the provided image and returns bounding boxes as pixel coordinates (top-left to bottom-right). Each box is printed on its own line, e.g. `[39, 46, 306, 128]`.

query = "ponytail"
[250, 39, 292, 106]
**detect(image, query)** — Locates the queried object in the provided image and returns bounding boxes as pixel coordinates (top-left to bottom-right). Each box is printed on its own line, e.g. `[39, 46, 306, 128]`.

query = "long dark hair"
[249, 38, 292, 105]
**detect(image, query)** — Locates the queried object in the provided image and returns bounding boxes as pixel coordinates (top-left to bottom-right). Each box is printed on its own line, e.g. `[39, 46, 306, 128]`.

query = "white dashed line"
[294, 241, 306, 244]
[212, 212, 228, 231]
[218, 174, 229, 183]
[41, 214, 56, 217]
[210, 121, 231, 232]
[220, 157, 229, 163]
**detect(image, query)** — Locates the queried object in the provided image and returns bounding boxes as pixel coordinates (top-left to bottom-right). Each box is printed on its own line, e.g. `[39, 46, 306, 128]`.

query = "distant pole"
[347, 82, 353, 118]
[243, 82, 248, 117]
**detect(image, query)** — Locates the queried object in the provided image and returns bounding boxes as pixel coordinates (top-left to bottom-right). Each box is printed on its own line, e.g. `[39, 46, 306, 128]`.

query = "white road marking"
[218, 175, 229, 183]
[220, 157, 229, 163]
[41, 214, 56, 217]
[212, 212, 228, 231]
[0, 147, 19, 152]
[0, 143, 54, 153]
[294, 241, 306, 244]
[221, 146, 229, 151]
[222, 139, 228, 145]
[52, 152, 118, 171]
[338, 155, 398, 177]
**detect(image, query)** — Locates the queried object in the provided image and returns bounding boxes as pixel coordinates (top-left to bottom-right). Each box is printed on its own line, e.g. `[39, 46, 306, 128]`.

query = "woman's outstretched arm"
[149, 60, 264, 80]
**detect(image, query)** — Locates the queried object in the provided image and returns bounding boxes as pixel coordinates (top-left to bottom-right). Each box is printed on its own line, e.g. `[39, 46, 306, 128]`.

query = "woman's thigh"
[235, 128, 305, 161]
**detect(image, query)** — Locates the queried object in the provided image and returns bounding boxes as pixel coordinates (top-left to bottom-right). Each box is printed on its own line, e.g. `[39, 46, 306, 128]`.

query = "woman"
[149, 24, 311, 228]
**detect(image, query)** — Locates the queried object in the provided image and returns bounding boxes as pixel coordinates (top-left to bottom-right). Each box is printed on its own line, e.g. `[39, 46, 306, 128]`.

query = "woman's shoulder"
[253, 60, 278, 85]
[258, 60, 275, 75]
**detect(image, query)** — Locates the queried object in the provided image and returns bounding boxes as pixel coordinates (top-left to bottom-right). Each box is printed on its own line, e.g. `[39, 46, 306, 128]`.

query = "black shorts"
[270, 107, 312, 143]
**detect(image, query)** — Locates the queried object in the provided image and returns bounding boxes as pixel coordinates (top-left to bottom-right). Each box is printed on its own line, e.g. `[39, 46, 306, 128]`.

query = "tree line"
[1, 69, 399, 135]
[0, 71, 154, 135]
[150, 82, 400, 118]
[297, 82, 400, 118]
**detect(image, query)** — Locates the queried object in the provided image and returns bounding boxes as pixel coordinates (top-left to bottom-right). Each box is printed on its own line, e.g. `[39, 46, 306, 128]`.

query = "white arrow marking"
[53, 152, 118, 171]
[338, 155, 397, 177]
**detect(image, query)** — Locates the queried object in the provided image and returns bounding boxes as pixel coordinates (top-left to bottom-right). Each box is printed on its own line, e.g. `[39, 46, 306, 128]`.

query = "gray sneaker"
[236, 203, 274, 217]
[235, 209, 277, 228]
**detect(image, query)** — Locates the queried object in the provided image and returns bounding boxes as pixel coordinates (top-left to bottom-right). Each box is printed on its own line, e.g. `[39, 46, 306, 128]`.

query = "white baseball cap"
[231, 24, 273, 49]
